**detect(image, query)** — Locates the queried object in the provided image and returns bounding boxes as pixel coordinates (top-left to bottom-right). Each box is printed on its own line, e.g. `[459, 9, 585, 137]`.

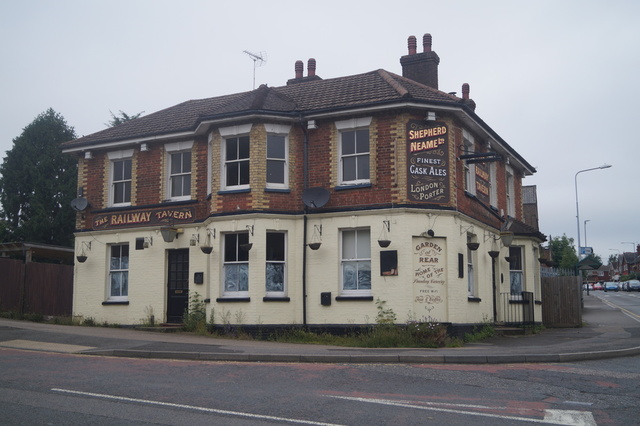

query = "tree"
[105, 110, 143, 127]
[0, 109, 77, 246]
[548, 234, 579, 270]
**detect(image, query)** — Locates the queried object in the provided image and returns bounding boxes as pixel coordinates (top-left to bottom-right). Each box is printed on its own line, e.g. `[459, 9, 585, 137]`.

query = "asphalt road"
[1, 344, 638, 425]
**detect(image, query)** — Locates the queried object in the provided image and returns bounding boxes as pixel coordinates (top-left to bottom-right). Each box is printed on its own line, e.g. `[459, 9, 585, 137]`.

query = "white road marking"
[326, 395, 596, 425]
[52, 388, 343, 426]
[598, 297, 640, 323]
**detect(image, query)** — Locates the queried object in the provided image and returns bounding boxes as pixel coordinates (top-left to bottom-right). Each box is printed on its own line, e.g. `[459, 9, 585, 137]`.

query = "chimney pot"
[295, 60, 303, 79]
[408, 35, 417, 55]
[462, 83, 470, 100]
[423, 33, 432, 52]
[307, 58, 316, 77]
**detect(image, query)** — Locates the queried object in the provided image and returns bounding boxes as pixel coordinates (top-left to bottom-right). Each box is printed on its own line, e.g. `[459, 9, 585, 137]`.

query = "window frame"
[165, 141, 193, 202]
[265, 231, 287, 296]
[220, 124, 252, 191]
[509, 246, 524, 296]
[462, 130, 475, 195]
[467, 234, 476, 296]
[340, 228, 372, 296]
[336, 117, 372, 186]
[222, 232, 250, 297]
[108, 244, 129, 301]
[265, 124, 291, 190]
[107, 149, 133, 207]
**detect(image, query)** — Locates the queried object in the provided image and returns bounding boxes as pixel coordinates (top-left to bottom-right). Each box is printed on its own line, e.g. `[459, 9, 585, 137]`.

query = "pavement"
[1, 293, 640, 364]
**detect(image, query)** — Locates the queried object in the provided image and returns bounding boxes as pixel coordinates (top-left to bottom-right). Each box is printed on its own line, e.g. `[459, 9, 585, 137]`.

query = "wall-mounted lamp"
[426, 111, 436, 121]
[308, 224, 322, 250]
[307, 120, 318, 130]
[500, 231, 514, 247]
[160, 225, 179, 243]
[190, 234, 199, 247]
[76, 241, 91, 263]
[143, 237, 153, 249]
[420, 229, 435, 238]
[378, 220, 391, 247]
[84, 151, 93, 160]
[140, 143, 149, 152]
[200, 228, 215, 254]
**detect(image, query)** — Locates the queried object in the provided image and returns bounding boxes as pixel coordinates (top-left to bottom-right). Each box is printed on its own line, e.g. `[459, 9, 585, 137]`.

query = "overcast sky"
[1, 0, 638, 261]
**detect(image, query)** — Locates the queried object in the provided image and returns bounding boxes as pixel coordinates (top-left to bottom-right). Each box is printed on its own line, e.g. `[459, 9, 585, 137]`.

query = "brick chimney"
[287, 58, 322, 85]
[461, 83, 476, 111]
[400, 33, 440, 89]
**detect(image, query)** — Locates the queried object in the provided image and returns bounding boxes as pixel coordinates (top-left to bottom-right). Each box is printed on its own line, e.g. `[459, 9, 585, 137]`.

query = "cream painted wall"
[73, 210, 541, 326]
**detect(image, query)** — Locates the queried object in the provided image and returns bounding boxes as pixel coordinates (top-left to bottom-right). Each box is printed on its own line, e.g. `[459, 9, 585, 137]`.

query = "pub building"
[63, 34, 545, 333]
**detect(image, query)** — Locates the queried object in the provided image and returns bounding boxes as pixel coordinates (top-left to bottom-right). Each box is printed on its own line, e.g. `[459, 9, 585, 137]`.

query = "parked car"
[627, 280, 640, 291]
[604, 282, 619, 292]
[592, 282, 604, 290]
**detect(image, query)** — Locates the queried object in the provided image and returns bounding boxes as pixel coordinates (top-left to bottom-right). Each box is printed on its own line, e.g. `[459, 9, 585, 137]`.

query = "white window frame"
[509, 246, 524, 297]
[462, 130, 475, 194]
[340, 228, 372, 296]
[265, 124, 291, 189]
[219, 124, 252, 191]
[265, 231, 287, 297]
[336, 117, 372, 186]
[108, 244, 129, 301]
[165, 141, 193, 201]
[506, 165, 515, 217]
[222, 232, 250, 297]
[107, 149, 133, 207]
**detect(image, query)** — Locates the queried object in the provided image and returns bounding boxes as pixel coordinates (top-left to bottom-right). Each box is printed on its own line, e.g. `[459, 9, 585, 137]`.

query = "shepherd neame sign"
[406, 120, 450, 204]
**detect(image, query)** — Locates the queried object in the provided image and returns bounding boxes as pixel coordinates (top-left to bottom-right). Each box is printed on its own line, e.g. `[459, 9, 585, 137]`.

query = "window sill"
[264, 188, 291, 193]
[216, 297, 250, 303]
[102, 300, 129, 305]
[335, 295, 374, 302]
[335, 183, 371, 191]
[467, 297, 482, 303]
[218, 188, 251, 195]
[263, 297, 290, 302]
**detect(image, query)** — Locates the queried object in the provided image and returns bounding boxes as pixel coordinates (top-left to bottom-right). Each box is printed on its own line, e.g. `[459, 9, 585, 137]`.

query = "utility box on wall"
[321, 292, 331, 306]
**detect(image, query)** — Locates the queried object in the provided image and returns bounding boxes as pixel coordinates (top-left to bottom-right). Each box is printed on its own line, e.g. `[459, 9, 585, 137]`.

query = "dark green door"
[167, 249, 189, 323]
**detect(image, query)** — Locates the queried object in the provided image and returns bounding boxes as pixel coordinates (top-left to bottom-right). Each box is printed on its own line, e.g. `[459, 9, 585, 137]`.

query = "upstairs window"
[169, 151, 191, 199]
[108, 149, 133, 207]
[225, 136, 250, 188]
[165, 141, 193, 201]
[462, 130, 475, 194]
[265, 124, 290, 190]
[336, 117, 372, 186]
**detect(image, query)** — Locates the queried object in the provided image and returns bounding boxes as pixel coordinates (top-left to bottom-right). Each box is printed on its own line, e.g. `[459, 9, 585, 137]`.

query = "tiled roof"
[62, 70, 462, 149]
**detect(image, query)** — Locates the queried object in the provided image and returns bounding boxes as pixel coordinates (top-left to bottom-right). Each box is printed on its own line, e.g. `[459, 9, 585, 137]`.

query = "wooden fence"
[541, 275, 582, 328]
[0, 258, 73, 316]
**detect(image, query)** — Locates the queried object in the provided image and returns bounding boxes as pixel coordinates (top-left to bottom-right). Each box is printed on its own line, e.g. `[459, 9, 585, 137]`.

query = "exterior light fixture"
[426, 111, 436, 121]
[500, 231, 514, 247]
[307, 120, 318, 130]
[575, 164, 612, 258]
[160, 226, 178, 243]
[190, 234, 199, 246]
[84, 151, 93, 160]
[140, 143, 149, 152]
[143, 237, 153, 249]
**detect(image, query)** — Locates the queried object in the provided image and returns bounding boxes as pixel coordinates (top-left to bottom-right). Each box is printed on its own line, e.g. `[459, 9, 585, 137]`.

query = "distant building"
[62, 34, 545, 330]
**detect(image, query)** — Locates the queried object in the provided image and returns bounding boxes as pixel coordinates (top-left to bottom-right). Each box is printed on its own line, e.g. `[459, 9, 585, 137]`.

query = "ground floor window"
[109, 244, 129, 300]
[509, 246, 523, 295]
[341, 228, 371, 294]
[265, 232, 286, 295]
[223, 233, 249, 295]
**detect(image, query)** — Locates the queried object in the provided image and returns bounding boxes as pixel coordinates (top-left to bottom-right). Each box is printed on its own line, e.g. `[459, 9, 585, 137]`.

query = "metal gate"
[499, 291, 535, 327]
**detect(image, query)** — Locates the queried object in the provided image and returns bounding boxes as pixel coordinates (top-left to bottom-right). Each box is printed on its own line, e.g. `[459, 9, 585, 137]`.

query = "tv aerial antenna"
[243, 50, 267, 89]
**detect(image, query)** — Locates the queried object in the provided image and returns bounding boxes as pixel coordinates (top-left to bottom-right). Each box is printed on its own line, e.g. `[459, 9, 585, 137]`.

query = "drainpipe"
[301, 115, 309, 327]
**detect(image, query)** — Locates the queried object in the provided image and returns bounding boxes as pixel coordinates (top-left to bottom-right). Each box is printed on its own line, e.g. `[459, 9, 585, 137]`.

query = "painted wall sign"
[93, 207, 196, 230]
[412, 238, 447, 320]
[406, 120, 450, 203]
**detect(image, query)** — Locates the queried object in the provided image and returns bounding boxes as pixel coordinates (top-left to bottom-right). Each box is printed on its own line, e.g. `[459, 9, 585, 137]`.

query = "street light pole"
[575, 164, 612, 259]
